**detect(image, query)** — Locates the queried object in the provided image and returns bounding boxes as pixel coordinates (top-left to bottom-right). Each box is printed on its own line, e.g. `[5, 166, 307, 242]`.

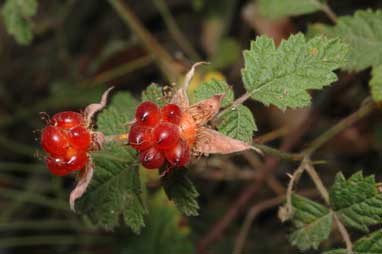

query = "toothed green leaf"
[217, 105, 257, 142]
[289, 194, 333, 251]
[191, 79, 234, 107]
[142, 83, 166, 107]
[242, 33, 348, 110]
[330, 171, 382, 232]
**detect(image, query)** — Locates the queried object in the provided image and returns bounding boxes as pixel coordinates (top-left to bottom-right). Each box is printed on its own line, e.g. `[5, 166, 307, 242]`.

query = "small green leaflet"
[323, 229, 382, 254]
[218, 105, 257, 143]
[258, 0, 323, 19]
[242, 33, 348, 110]
[191, 79, 234, 107]
[370, 65, 382, 102]
[2, 0, 38, 45]
[308, 10, 382, 71]
[161, 168, 199, 216]
[120, 191, 194, 254]
[141, 83, 166, 107]
[329, 171, 382, 232]
[77, 91, 146, 233]
[97, 91, 138, 135]
[289, 194, 333, 251]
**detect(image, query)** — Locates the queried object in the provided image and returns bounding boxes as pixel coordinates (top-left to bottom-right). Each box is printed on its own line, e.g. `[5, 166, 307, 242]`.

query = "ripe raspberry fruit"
[161, 104, 182, 125]
[64, 148, 88, 171]
[41, 126, 70, 156]
[51, 111, 83, 129]
[139, 146, 165, 169]
[68, 126, 91, 150]
[46, 156, 68, 176]
[135, 101, 161, 127]
[128, 124, 153, 151]
[165, 139, 190, 167]
[153, 122, 180, 150]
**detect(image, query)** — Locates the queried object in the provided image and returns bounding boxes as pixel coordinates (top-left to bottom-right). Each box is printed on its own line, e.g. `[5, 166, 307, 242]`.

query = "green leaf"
[77, 91, 145, 233]
[308, 10, 382, 71]
[258, 0, 323, 19]
[2, 0, 38, 45]
[325, 229, 382, 254]
[162, 168, 199, 216]
[97, 91, 139, 135]
[370, 65, 382, 102]
[141, 83, 166, 107]
[242, 33, 348, 110]
[330, 171, 382, 232]
[217, 105, 257, 142]
[191, 79, 234, 107]
[289, 194, 333, 251]
[120, 191, 194, 254]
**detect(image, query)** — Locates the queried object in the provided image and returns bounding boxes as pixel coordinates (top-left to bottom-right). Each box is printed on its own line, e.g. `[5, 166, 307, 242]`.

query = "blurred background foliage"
[0, 0, 382, 253]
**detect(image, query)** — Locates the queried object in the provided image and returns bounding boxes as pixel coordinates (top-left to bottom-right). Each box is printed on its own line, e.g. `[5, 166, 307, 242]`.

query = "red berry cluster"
[128, 101, 191, 169]
[41, 112, 91, 176]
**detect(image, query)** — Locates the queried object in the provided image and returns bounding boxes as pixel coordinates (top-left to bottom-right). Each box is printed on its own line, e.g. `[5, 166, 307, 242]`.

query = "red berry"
[165, 140, 190, 167]
[68, 126, 91, 150]
[46, 156, 68, 176]
[51, 111, 83, 129]
[65, 148, 88, 171]
[161, 104, 182, 125]
[128, 124, 153, 151]
[139, 146, 165, 169]
[41, 126, 70, 156]
[135, 101, 161, 127]
[153, 122, 180, 150]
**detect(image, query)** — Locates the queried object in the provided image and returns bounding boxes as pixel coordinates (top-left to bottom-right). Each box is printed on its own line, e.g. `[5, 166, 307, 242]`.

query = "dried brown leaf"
[84, 87, 114, 126]
[70, 158, 94, 211]
[186, 94, 224, 126]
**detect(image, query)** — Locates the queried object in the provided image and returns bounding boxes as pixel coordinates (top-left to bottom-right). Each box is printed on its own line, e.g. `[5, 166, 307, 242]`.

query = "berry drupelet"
[128, 101, 193, 169]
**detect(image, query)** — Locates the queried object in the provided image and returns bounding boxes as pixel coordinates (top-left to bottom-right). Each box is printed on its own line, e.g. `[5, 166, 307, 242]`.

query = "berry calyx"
[135, 101, 161, 127]
[161, 104, 182, 125]
[139, 146, 165, 169]
[165, 139, 190, 167]
[51, 111, 83, 129]
[128, 124, 153, 151]
[68, 126, 91, 150]
[153, 122, 180, 150]
[41, 126, 70, 156]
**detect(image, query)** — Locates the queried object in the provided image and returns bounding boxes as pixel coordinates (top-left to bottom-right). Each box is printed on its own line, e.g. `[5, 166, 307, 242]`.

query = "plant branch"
[152, 0, 201, 61]
[333, 213, 353, 254]
[253, 143, 303, 161]
[304, 98, 375, 156]
[108, 0, 182, 81]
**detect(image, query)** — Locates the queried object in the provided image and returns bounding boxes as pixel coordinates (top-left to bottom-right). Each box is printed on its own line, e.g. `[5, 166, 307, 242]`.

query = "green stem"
[108, 0, 181, 81]
[304, 99, 375, 156]
[252, 144, 302, 161]
[152, 0, 201, 61]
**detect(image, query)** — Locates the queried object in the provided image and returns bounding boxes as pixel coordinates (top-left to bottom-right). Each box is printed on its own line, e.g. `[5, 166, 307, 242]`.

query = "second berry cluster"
[128, 101, 190, 169]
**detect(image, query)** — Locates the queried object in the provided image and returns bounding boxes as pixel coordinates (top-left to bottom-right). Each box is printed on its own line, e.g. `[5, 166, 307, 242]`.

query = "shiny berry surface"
[128, 124, 153, 151]
[46, 156, 68, 176]
[135, 101, 161, 127]
[153, 122, 180, 150]
[161, 104, 182, 125]
[68, 126, 91, 150]
[65, 148, 88, 171]
[41, 126, 69, 156]
[139, 147, 165, 169]
[51, 111, 83, 129]
[165, 140, 190, 167]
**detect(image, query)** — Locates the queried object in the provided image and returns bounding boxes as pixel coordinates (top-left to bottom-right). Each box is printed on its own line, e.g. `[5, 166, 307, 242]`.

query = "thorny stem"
[108, 0, 182, 82]
[152, 0, 201, 61]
